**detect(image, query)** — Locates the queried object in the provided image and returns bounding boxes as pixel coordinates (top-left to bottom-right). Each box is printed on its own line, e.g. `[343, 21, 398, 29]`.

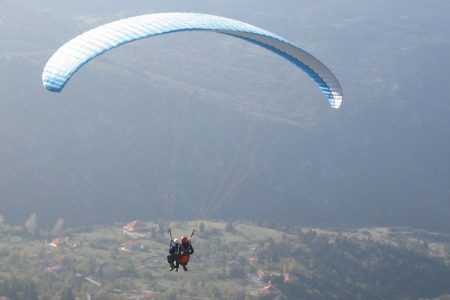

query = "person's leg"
[167, 254, 176, 270]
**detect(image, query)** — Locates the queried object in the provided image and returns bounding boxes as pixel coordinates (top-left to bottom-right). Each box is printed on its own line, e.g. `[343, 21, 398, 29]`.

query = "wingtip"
[43, 82, 63, 93]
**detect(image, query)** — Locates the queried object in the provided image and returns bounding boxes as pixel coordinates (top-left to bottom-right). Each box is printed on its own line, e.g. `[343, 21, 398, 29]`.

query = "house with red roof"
[122, 220, 146, 232]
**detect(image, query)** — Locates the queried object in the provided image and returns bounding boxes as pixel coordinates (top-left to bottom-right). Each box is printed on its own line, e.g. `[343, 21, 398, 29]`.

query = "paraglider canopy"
[42, 12, 343, 108]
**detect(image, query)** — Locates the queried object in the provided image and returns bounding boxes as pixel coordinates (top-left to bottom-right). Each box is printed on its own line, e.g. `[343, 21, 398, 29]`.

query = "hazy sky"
[1, 0, 450, 231]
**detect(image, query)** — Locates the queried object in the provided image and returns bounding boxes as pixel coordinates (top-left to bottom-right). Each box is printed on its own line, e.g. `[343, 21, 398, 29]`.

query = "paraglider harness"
[168, 229, 195, 271]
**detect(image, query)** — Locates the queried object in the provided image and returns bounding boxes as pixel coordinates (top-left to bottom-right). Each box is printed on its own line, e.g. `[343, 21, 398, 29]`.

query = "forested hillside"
[0, 219, 449, 299]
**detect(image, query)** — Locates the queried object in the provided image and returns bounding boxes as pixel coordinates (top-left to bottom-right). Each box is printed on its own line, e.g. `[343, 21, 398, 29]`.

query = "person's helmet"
[173, 238, 179, 244]
[181, 236, 189, 245]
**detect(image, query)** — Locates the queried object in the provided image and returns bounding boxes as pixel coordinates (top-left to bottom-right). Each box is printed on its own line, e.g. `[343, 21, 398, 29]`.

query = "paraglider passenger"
[167, 238, 180, 271]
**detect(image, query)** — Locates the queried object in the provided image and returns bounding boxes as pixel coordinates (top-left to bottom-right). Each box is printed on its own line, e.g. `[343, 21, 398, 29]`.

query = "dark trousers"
[167, 254, 179, 268]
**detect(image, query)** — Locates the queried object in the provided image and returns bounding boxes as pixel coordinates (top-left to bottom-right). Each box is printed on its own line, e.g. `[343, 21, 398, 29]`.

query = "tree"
[24, 213, 38, 237]
[0, 215, 6, 232]
[60, 286, 75, 300]
[157, 222, 167, 238]
[52, 218, 65, 237]
[225, 221, 235, 233]
[199, 222, 205, 233]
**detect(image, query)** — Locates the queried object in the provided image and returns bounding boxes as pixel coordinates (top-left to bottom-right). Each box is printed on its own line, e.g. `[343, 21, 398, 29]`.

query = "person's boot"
[182, 265, 188, 272]
[169, 264, 176, 271]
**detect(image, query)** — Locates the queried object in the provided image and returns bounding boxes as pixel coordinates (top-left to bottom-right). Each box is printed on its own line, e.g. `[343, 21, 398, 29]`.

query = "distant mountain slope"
[0, 0, 449, 232]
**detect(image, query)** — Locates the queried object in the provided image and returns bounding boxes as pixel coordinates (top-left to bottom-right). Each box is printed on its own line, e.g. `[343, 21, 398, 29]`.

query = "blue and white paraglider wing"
[42, 12, 342, 108]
